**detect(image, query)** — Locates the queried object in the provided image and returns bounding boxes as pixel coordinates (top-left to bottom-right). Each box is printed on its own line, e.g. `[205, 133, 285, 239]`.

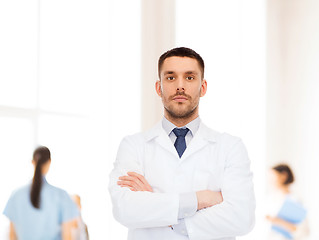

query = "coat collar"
[144, 120, 219, 160]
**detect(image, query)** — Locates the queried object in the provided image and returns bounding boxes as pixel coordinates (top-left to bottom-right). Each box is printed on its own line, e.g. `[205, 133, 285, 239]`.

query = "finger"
[217, 191, 223, 202]
[119, 183, 137, 192]
[117, 180, 140, 190]
[127, 172, 153, 192]
[128, 172, 152, 191]
[119, 175, 145, 190]
[119, 175, 143, 184]
[127, 172, 146, 183]
[118, 176, 136, 181]
[125, 173, 150, 191]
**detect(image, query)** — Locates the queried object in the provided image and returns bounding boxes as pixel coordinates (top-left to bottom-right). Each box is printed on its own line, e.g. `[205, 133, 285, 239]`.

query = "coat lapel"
[181, 122, 218, 161]
[144, 120, 219, 161]
[144, 122, 179, 158]
[156, 131, 179, 158]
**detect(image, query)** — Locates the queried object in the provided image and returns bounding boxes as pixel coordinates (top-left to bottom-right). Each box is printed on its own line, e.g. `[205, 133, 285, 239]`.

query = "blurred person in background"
[266, 164, 309, 240]
[3, 146, 79, 240]
[71, 194, 89, 240]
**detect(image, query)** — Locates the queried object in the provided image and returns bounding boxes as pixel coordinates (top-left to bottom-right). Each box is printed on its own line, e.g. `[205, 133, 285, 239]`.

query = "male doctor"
[109, 47, 255, 240]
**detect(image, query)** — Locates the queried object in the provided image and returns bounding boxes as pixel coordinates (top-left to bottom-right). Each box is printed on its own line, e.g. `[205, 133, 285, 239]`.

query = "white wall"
[0, 0, 141, 239]
[175, 1, 266, 239]
[267, 0, 319, 238]
[140, 0, 176, 130]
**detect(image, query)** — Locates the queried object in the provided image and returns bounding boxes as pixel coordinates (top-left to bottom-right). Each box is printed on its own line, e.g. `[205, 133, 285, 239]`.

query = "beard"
[162, 91, 200, 120]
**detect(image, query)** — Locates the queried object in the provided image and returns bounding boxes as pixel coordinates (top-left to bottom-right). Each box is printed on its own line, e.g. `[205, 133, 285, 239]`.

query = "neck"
[164, 111, 199, 127]
[279, 185, 290, 194]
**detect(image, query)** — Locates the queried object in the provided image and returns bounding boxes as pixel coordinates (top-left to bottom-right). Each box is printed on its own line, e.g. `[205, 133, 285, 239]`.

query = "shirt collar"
[42, 176, 48, 184]
[162, 116, 201, 137]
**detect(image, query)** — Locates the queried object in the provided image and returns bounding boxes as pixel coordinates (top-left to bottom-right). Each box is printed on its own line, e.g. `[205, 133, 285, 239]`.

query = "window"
[0, 1, 141, 239]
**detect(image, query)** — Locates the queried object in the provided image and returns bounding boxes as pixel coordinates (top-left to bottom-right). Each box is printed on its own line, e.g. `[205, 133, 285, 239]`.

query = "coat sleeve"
[108, 135, 180, 229]
[184, 138, 256, 239]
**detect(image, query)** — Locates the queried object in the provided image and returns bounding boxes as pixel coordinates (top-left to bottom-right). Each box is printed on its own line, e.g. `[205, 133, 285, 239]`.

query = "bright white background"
[1, 0, 318, 239]
[175, 1, 266, 239]
[0, 0, 141, 239]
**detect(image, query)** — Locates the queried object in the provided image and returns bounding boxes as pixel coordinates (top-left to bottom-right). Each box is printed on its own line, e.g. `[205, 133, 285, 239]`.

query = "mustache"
[169, 91, 192, 100]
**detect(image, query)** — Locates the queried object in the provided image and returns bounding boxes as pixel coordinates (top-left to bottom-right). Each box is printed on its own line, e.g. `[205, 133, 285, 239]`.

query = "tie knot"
[173, 128, 189, 138]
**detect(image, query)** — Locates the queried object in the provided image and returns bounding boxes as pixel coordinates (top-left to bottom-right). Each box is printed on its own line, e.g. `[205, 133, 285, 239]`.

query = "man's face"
[156, 56, 207, 119]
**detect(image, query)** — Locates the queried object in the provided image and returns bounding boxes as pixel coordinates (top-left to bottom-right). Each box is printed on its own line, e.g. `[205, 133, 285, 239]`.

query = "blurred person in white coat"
[109, 47, 255, 240]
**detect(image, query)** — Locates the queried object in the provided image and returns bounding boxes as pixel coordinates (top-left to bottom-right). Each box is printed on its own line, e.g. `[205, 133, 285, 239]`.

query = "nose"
[176, 77, 185, 92]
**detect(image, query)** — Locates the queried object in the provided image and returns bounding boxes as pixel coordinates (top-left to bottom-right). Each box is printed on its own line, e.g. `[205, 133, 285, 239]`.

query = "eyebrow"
[163, 70, 198, 75]
[163, 71, 175, 75]
[185, 71, 197, 75]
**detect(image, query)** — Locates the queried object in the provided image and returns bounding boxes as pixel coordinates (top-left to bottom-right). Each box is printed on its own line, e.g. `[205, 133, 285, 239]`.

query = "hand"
[196, 190, 223, 210]
[117, 172, 153, 192]
[266, 215, 297, 232]
[266, 215, 275, 222]
[266, 215, 283, 225]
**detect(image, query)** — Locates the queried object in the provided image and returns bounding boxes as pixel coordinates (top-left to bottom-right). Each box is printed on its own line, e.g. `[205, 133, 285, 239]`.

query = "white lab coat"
[109, 121, 255, 240]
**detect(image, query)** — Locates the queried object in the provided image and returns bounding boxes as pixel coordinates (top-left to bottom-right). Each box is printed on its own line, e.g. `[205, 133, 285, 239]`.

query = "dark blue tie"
[173, 128, 189, 158]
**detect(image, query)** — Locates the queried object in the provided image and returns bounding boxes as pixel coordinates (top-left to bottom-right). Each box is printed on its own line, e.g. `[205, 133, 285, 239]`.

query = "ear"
[200, 79, 207, 97]
[155, 80, 162, 97]
[281, 172, 288, 184]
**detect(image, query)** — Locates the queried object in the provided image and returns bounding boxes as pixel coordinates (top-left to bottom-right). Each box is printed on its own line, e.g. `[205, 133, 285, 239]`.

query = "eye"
[167, 76, 175, 80]
[186, 76, 194, 80]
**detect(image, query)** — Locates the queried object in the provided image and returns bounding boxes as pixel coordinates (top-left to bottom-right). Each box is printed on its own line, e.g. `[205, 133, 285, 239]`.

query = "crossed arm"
[109, 136, 255, 238]
[117, 172, 223, 211]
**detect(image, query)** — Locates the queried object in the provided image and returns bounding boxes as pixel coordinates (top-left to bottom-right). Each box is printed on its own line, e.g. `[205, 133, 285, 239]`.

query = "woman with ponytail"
[3, 146, 79, 240]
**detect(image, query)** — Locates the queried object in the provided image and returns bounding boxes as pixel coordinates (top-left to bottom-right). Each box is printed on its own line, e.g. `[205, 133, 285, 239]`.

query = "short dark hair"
[158, 47, 205, 79]
[272, 164, 295, 185]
